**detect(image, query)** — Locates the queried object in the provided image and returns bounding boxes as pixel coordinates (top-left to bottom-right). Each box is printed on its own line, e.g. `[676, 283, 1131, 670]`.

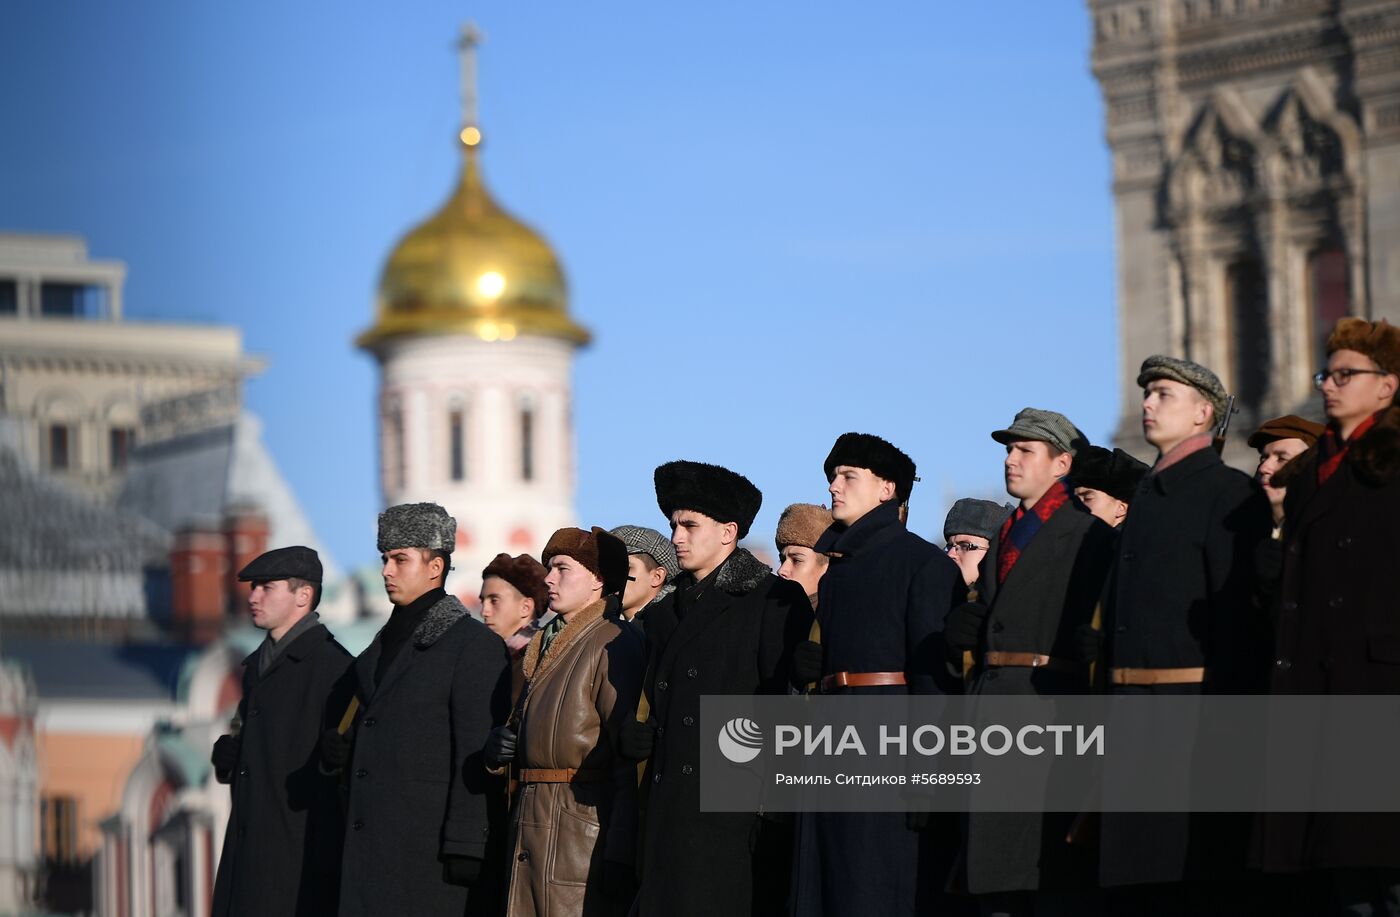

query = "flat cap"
[943, 499, 1014, 543]
[1137, 355, 1229, 426]
[1326, 317, 1400, 377]
[775, 503, 833, 552]
[378, 502, 456, 553]
[990, 408, 1087, 456]
[238, 545, 322, 583]
[481, 553, 549, 615]
[823, 433, 917, 502]
[610, 525, 681, 581]
[654, 461, 763, 539]
[1247, 414, 1326, 451]
[542, 526, 630, 597]
[1069, 445, 1150, 504]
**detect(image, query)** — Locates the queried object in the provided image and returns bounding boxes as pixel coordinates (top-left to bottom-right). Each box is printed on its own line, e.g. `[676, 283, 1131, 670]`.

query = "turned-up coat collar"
[813, 498, 902, 558]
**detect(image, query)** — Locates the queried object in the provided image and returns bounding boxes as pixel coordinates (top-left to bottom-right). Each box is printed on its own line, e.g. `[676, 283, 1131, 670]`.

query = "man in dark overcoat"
[1094, 356, 1273, 911]
[789, 433, 967, 917]
[942, 410, 1115, 914]
[619, 461, 812, 917]
[332, 503, 512, 917]
[1257, 318, 1400, 913]
[211, 545, 353, 917]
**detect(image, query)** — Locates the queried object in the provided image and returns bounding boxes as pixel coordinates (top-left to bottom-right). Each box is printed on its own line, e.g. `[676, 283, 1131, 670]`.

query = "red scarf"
[997, 479, 1074, 585]
[1317, 411, 1382, 485]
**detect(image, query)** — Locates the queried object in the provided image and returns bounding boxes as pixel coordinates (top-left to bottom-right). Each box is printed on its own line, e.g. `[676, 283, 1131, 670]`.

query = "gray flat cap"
[990, 407, 1087, 456]
[609, 524, 681, 581]
[378, 502, 456, 553]
[943, 499, 1015, 543]
[1137, 355, 1229, 425]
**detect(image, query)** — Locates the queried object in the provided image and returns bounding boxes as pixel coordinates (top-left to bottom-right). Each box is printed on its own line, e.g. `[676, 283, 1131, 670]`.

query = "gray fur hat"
[377, 502, 456, 553]
[943, 498, 1014, 543]
[610, 525, 681, 581]
[1137, 355, 1229, 425]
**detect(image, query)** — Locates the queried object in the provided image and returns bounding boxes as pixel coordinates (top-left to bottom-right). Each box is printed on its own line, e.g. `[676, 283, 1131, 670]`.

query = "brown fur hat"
[540, 526, 630, 596]
[1327, 318, 1400, 377]
[775, 503, 832, 552]
[481, 553, 549, 617]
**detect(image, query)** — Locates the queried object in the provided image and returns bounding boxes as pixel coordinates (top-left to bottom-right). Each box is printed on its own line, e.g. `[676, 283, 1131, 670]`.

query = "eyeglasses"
[1313, 368, 1391, 389]
[944, 541, 988, 554]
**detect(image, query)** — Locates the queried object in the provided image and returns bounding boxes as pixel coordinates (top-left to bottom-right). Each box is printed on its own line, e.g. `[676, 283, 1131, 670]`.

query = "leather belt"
[820, 671, 906, 693]
[983, 652, 1081, 674]
[516, 768, 609, 784]
[1109, 667, 1206, 686]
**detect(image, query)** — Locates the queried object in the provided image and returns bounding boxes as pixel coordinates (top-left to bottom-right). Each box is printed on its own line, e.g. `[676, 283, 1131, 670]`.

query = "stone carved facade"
[1089, 0, 1400, 459]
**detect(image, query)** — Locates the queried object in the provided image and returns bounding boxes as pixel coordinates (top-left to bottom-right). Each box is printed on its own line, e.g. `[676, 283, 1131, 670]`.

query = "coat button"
[681, 765, 694, 775]
[653, 773, 662, 784]
[352, 820, 364, 830]
[1115, 625, 1128, 634]
[657, 681, 668, 692]
[364, 717, 376, 727]
[1338, 537, 1353, 549]
[238, 767, 248, 777]
[1328, 597, 1345, 609]
[686, 668, 698, 678]
[517, 851, 530, 862]
[991, 622, 1004, 634]
[250, 707, 261, 717]
[1122, 552, 1135, 561]
[1274, 658, 1292, 671]
[355, 769, 368, 778]
[656, 726, 665, 738]
[683, 716, 695, 726]
[1282, 601, 1298, 611]
[985, 671, 999, 681]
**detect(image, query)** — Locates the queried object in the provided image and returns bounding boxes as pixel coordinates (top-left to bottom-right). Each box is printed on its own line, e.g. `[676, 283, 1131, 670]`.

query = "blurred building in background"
[1089, 0, 1400, 459]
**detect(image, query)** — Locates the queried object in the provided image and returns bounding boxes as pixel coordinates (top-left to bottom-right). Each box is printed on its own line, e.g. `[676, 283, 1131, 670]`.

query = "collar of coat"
[672, 547, 772, 597]
[243, 620, 326, 670]
[812, 498, 900, 556]
[1273, 404, 1400, 490]
[411, 593, 470, 648]
[1144, 441, 1222, 494]
[521, 596, 609, 681]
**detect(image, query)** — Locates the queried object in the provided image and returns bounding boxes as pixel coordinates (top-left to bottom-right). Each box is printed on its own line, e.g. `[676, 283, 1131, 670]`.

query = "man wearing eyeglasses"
[1095, 356, 1273, 911]
[941, 498, 1012, 590]
[941, 409, 1114, 915]
[1257, 319, 1400, 911]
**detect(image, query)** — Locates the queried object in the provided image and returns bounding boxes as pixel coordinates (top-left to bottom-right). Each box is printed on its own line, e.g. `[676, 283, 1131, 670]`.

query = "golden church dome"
[356, 132, 590, 350]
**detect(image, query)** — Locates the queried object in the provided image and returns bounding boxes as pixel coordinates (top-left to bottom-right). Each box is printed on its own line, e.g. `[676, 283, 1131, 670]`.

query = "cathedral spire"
[457, 22, 483, 148]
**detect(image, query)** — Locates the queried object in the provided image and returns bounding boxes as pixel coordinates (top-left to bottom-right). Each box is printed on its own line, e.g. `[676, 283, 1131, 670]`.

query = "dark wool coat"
[338, 595, 512, 917]
[637, 549, 812, 917]
[1256, 404, 1400, 872]
[791, 500, 967, 917]
[963, 502, 1115, 896]
[1098, 446, 1273, 889]
[212, 623, 353, 917]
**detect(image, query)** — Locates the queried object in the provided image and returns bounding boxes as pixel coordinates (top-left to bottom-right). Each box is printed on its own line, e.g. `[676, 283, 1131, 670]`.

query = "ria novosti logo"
[718, 717, 764, 764]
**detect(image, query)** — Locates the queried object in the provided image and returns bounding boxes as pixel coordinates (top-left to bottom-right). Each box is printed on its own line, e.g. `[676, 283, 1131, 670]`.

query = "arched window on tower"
[386, 398, 405, 492]
[1309, 246, 1350, 366]
[519, 395, 535, 483]
[448, 399, 466, 483]
[1226, 257, 1270, 415]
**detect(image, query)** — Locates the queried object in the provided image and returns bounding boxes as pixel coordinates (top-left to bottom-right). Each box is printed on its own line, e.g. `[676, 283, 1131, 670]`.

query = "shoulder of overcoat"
[411, 593, 472, 648]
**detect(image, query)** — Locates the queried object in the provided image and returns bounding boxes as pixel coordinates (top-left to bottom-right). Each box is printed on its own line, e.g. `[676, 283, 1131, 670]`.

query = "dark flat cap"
[943, 499, 1014, 543]
[610, 525, 681, 581]
[1070, 445, 1150, 504]
[378, 502, 455, 553]
[990, 408, 1087, 456]
[823, 433, 917, 501]
[654, 461, 763, 539]
[1137, 355, 1229, 426]
[1247, 415, 1326, 450]
[239, 545, 322, 583]
[542, 526, 630, 596]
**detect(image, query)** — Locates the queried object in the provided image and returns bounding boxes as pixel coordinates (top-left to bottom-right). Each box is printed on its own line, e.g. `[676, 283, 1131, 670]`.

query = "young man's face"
[1074, 486, 1128, 528]
[828, 465, 896, 525]
[381, 548, 442, 606]
[777, 545, 828, 599]
[1255, 437, 1309, 513]
[669, 510, 735, 577]
[479, 575, 534, 640]
[1142, 379, 1214, 453]
[544, 555, 602, 618]
[943, 534, 990, 587]
[1321, 349, 1397, 428]
[247, 579, 310, 636]
[1003, 440, 1071, 506]
[621, 554, 666, 616]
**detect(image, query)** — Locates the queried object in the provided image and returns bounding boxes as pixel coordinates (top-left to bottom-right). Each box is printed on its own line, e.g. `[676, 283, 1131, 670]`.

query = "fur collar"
[411, 594, 470, 648]
[673, 548, 771, 597]
[521, 598, 608, 682]
[1275, 405, 1400, 489]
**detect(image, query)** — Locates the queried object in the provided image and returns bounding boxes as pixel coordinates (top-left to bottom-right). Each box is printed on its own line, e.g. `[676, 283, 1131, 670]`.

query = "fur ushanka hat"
[775, 503, 832, 552]
[378, 502, 456, 553]
[541, 526, 630, 597]
[1327, 318, 1400, 377]
[654, 460, 763, 539]
[481, 553, 550, 616]
[1069, 445, 1150, 504]
[823, 433, 917, 502]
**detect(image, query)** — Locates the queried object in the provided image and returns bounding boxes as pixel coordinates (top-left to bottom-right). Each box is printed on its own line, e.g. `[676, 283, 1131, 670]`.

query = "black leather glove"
[617, 718, 657, 762]
[943, 602, 990, 653]
[601, 859, 636, 906]
[906, 810, 932, 832]
[211, 735, 240, 782]
[1074, 623, 1103, 664]
[442, 855, 482, 887]
[484, 725, 518, 769]
[319, 727, 353, 774]
[790, 640, 823, 688]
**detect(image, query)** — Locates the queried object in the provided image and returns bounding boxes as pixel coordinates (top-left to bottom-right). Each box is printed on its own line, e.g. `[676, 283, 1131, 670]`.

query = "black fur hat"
[1069, 445, 1149, 504]
[823, 432, 917, 501]
[654, 460, 763, 539]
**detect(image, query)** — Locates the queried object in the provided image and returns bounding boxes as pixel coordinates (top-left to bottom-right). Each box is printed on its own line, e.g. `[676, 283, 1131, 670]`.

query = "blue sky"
[0, 2, 1118, 571]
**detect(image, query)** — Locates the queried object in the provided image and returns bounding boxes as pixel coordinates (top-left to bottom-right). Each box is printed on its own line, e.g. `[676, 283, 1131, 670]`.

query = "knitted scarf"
[1317, 411, 1383, 485]
[997, 479, 1074, 585]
